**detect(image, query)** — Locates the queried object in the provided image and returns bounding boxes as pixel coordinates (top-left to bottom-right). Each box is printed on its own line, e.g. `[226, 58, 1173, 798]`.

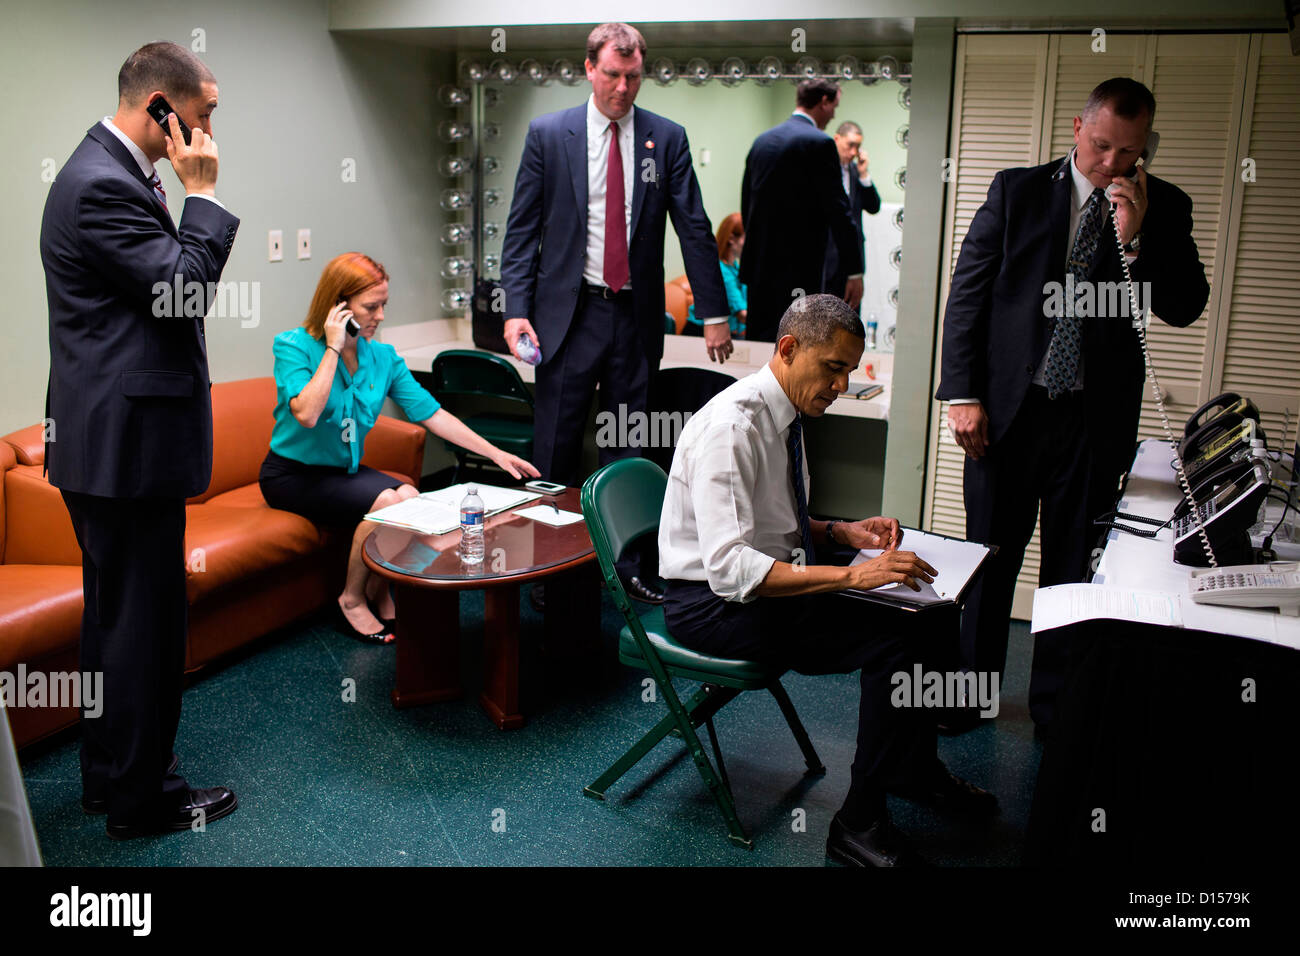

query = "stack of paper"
[364, 484, 542, 535]
[849, 528, 991, 605]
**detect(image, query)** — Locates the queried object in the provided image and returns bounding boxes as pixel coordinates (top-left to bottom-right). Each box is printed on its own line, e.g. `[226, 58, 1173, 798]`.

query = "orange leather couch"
[0, 377, 425, 750]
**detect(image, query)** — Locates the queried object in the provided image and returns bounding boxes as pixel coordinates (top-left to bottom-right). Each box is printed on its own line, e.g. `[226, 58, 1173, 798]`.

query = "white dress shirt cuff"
[700, 315, 730, 326]
[186, 193, 226, 210]
[859, 175, 873, 186]
[725, 549, 777, 603]
[948, 398, 980, 405]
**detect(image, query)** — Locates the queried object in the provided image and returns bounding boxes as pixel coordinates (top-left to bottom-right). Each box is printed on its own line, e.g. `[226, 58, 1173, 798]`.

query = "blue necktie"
[1044, 187, 1107, 399]
[788, 413, 816, 566]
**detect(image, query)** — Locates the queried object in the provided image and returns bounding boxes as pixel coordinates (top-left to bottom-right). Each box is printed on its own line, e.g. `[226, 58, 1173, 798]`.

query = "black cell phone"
[337, 300, 360, 336]
[146, 96, 192, 146]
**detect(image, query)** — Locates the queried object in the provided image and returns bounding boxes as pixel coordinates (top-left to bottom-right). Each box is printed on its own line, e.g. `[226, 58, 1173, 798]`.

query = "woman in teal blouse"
[260, 252, 538, 643]
[684, 212, 747, 337]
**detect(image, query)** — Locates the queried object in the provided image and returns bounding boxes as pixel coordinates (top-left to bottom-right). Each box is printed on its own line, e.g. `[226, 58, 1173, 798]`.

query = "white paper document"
[1031, 583, 1184, 632]
[514, 505, 585, 527]
[849, 529, 991, 605]
[364, 483, 541, 535]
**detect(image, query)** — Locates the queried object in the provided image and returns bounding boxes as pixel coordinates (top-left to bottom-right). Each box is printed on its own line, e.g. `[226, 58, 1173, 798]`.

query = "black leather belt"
[582, 282, 634, 300]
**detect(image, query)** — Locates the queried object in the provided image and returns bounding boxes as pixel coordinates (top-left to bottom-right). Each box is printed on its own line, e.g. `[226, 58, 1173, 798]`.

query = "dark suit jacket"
[935, 155, 1209, 479]
[739, 115, 864, 298]
[500, 104, 727, 365]
[823, 167, 882, 293]
[41, 123, 240, 499]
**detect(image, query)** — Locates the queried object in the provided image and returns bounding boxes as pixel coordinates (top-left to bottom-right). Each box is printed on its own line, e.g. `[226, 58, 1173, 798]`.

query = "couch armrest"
[361, 415, 425, 485]
[3, 425, 46, 467]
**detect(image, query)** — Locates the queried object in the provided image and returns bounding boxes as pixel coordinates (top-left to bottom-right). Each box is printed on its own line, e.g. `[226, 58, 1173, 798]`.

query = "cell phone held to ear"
[336, 300, 360, 336]
[145, 96, 192, 146]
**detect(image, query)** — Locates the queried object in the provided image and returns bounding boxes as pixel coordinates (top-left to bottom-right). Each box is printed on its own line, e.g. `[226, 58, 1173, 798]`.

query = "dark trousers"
[60, 490, 190, 826]
[665, 579, 953, 813]
[534, 287, 652, 580]
[960, 385, 1092, 726]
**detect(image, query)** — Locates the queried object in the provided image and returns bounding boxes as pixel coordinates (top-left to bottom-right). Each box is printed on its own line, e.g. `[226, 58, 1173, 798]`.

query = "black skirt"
[258, 449, 404, 528]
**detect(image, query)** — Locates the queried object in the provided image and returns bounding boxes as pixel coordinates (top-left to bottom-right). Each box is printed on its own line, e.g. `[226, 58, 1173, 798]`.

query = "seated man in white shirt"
[659, 293, 998, 867]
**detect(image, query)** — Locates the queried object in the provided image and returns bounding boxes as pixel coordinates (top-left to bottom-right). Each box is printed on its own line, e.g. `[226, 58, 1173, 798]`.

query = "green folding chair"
[579, 458, 825, 850]
[414, 350, 534, 483]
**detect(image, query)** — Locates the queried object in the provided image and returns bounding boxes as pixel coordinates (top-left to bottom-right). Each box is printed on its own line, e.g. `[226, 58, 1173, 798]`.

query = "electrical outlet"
[297, 228, 311, 260]
[268, 229, 283, 262]
[700, 148, 711, 167]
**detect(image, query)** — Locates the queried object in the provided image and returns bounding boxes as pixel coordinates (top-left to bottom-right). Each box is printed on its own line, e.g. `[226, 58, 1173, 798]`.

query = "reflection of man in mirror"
[500, 22, 730, 603]
[824, 121, 882, 301]
[740, 79, 865, 343]
[936, 78, 1208, 732]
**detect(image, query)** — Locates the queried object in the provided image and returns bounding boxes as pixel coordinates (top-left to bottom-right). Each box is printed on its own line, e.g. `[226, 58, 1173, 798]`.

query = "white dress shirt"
[950, 147, 1096, 406]
[584, 95, 635, 289]
[100, 117, 225, 210]
[658, 364, 811, 603]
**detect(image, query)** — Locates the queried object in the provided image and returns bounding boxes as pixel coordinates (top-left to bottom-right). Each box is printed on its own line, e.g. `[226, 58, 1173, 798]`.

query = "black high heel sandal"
[334, 605, 394, 645]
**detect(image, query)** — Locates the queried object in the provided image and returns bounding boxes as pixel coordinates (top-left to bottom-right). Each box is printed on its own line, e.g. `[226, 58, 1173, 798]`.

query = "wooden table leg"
[391, 585, 462, 709]
[480, 583, 524, 729]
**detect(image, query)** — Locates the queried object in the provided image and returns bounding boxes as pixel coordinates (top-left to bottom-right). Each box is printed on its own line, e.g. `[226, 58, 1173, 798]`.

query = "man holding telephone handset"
[42, 41, 241, 838]
[937, 78, 1210, 731]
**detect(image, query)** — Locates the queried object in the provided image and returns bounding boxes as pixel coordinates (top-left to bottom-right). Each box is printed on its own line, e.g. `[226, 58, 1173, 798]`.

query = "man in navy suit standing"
[936, 78, 1208, 731]
[41, 41, 241, 838]
[741, 79, 865, 344]
[501, 22, 729, 602]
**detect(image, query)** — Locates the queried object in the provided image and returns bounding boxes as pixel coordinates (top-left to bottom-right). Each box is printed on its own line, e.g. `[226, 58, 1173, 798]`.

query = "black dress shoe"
[894, 766, 999, 818]
[83, 754, 180, 814]
[624, 576, 665, 605]
[826, 812, 926, 867]
[106, 787, 238, 839]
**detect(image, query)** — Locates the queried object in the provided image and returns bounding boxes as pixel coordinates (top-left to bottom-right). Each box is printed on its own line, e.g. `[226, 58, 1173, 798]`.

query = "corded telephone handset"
[1179, 392, 1261, 462]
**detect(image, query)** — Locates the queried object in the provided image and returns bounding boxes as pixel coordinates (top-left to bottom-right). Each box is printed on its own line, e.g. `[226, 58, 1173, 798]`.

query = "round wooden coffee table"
[362, 488, 599, 729]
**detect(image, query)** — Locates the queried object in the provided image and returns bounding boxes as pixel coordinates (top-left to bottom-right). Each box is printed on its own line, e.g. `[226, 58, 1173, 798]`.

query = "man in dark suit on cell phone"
[936, 78, 1208, 731]
[41, 41, 240, 838]
[500, 22, 729, 603]
[740, 79, 865, 343]
[823, 120, 882, 299]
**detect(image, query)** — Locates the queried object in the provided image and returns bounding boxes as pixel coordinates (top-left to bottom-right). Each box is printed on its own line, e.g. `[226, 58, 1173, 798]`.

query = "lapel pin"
[645, 139, 654, 149]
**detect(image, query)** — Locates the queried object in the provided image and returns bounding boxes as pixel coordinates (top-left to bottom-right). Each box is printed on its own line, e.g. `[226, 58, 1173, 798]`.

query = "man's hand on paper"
[841, 516, 902, 551]
[847, 550, 936, 592]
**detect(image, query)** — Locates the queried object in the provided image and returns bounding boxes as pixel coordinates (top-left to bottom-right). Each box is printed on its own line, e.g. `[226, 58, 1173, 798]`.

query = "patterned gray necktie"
[1044, 187, 1107, 399]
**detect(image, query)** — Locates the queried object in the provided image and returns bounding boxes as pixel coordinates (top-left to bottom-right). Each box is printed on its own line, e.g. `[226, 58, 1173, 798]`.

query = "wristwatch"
[825, 521, 840, 546]
[1123, 231, 1142, 254]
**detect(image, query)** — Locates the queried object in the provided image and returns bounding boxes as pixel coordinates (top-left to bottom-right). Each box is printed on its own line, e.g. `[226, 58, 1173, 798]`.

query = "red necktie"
[148, 172, 168, 210]
[603, 121, 629, 292]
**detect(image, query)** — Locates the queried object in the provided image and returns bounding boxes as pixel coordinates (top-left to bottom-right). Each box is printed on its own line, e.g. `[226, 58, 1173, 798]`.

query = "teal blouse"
[270, 327, 440, 473]
[687, 259, 747, 333]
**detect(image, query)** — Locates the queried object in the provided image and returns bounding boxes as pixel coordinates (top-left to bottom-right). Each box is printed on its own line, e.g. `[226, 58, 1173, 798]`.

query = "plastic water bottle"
[865, 312, 878, 350]
[515, 333, 542, 366]
[459, 485, 485, 565]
